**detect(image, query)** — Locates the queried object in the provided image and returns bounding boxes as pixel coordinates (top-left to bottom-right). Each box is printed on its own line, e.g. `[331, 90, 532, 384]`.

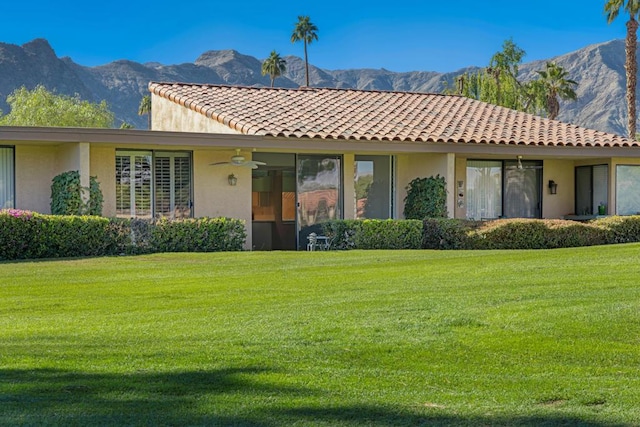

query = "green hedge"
[473, 219, 607, 250]
[423, 218, 614, 250]
[0, 210, 247, 261]
[151, 217, 247, 252]
[324, 217, 640, 251]
[593, 215, 640, 244]
[322, 219, 422, 250]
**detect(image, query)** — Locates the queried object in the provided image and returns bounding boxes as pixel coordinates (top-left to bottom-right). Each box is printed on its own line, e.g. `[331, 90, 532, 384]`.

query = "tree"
[450, 39, 581, 119]
[261, 50, 287, 87]
[291, 15, 319, 87]
[605, 0, 640, 138]
[138, 95, 151, 129]
[452, 39, 540, 113]
[535, 62, 577, 120]
[0, 85, 114, 128]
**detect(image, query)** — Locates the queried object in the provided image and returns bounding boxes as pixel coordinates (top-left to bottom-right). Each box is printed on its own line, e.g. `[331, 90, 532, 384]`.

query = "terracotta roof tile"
[148, 82, 638, 147]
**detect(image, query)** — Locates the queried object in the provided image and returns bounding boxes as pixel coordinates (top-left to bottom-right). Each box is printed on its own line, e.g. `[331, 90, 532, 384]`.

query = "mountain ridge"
[0, 38, 631, 135]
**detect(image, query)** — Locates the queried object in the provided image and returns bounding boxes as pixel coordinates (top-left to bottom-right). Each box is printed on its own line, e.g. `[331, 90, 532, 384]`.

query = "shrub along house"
[2, 83, 640, 250]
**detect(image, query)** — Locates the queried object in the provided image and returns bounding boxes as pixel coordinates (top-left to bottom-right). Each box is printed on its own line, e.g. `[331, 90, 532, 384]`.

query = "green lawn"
[1, 245, 639, 426]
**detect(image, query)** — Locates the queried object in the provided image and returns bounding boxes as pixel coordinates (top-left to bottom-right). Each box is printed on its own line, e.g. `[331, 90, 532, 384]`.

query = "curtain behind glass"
[503, 161, 541, 218]
[466, 160, 502, 220]
[616, 165, 640, 215]
[355, 155, 392, 219]
[0, 147, 14, 209]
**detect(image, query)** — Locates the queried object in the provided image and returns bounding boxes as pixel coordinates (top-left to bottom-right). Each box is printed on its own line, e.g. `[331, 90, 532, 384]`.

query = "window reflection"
[354, 156, 393, 219]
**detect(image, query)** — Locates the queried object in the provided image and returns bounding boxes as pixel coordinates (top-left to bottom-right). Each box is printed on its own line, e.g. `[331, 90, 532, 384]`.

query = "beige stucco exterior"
[152, 96, 242, 135]
[5, 112, 640, 250]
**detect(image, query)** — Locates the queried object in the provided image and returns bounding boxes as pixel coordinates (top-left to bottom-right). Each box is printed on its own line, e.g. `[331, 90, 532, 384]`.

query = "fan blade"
[242, 161, 266, 169]
[210, 162, 232, 166]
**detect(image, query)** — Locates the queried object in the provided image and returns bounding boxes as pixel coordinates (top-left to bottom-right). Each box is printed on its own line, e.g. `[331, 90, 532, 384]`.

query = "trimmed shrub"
[322, 219, 422, 250]
[355, 219, 423, 249]
[472, 218, 606, 250]
[50, 171, 104, 216]
[0, 212, 247, 261]
[543, 220, 608, 248]
[593, 215, 640, 244]
[322, 220, 359, 250]
[403, 175, 448, 219]
[423, 218, 477, 249]
[0, 210, 123, 260]
[151, 217, 246, 252]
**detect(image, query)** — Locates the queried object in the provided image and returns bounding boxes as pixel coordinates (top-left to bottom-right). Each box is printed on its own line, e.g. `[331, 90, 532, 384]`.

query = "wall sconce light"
[228, 173, 238, 186]
[548, 180, 558, 195]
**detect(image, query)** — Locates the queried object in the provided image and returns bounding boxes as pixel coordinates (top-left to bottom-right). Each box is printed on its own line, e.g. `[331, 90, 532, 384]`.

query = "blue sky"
[1, 1, 628, 73]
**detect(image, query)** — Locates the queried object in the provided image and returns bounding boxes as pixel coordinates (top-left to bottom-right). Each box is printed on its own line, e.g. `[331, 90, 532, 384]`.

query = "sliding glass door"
[466, 160, 542, 220]
[503, 160, 542, 218]
[297, 155, 342, 248]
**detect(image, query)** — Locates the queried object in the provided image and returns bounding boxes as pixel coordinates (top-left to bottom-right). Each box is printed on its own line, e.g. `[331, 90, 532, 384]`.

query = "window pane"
[575, 166, 592, 215]
[466, 160, 502, 220]
[0, 147, 15, 209]
[115, 151, 152, 218]
[297, 156, 341, 228]
[503, 160, 541, 219]
[616, 165, 640, 215]
[115, 155, 132, 217]
[592, 165, 608, 214]
[355, 155, 392, 219]
[154, 156, 171, 216]
[134, 155, 153, 219]
[282, 170, 296, 221]
[155, 152, 192, 219]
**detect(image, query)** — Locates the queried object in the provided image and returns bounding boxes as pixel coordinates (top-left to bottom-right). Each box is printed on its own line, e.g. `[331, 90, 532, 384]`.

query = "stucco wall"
[396, 153, 454, 218]
[90, 146, 116, 217]
[152, 96, 243, 134]
[193, 149, 252, 248]
[15, 145, 57, 213]
[542, 159, 575, 218]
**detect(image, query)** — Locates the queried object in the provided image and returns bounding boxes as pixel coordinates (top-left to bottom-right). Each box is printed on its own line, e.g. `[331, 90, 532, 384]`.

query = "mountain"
[0, 38, 631, 134]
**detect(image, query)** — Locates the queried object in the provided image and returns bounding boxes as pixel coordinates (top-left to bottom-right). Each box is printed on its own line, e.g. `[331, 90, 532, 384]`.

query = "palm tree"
[605, 0, 640, 138]
[261, 50, 287, 87]
[536, 62, 578, 120]
[291, 16, 319, 87]
[138, 95, 151, 129]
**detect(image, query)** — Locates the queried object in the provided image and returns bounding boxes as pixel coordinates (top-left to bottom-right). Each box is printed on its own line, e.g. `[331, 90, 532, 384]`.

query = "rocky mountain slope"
[0, 38, 631, 134]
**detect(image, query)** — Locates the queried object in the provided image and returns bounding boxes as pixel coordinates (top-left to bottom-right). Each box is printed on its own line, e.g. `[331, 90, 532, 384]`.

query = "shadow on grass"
[0, 368, 626, 426]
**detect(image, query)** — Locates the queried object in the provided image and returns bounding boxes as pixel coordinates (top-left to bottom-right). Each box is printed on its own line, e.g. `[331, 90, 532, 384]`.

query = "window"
[116, 150, 192, 219]
[466, 159, 542, 220]
[0, 147, 15, 209]
[616, 165, 640, 215]
[467, 160, 502, 219]
[575, 165, 608, 215]
[354, 155, 394, 219]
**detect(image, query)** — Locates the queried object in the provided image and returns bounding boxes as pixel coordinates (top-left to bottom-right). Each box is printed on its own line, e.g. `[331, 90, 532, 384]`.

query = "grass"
[1, 245, 640, 426]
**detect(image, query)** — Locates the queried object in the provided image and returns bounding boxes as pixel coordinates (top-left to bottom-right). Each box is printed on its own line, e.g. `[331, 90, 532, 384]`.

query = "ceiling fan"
[210, 149, 266, 169]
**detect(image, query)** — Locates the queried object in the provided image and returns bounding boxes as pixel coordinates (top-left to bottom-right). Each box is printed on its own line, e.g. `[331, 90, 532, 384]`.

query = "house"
[2, 83, 640, 250]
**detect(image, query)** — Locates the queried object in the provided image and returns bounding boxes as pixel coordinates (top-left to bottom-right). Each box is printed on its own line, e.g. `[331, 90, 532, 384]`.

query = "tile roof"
[149, 82, 639, 147]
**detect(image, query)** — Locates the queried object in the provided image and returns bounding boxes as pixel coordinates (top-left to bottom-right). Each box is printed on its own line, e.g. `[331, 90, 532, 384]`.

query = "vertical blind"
[0, 147, 14, 209]
[466, 160, 502, 220]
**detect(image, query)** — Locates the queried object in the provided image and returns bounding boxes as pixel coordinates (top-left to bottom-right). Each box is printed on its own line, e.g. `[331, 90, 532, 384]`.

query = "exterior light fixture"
[548, 180, 558, 195]
[517, 155, 523, 170]
[228, 173, 238, 186]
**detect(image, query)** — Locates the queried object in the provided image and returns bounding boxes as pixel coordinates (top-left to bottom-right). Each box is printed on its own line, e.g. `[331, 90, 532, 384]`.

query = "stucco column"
[78, 142, 91, 203]
[446, 153, 456, 218]
[342, 154, 355, 219]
